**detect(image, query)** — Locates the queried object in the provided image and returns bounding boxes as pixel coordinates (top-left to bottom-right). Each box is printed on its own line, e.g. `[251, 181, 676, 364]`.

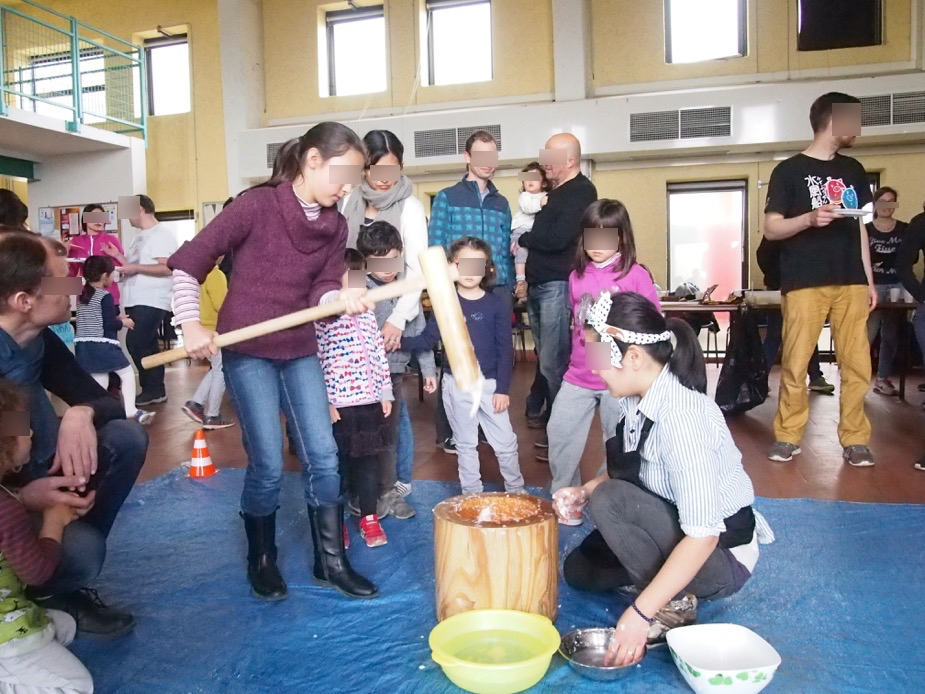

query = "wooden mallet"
[141, 246, 485, 409]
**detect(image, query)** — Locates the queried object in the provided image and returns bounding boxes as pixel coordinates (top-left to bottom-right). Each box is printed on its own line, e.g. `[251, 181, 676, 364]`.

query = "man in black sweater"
[0, 231, 146, 638]
[517, 133, 597, 436]
[895, 210, 925, 471]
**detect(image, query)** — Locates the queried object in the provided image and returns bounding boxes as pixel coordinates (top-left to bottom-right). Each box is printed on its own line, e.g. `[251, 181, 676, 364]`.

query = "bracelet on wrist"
[516, 275, 526, 282]
[631, 602, 656, 625]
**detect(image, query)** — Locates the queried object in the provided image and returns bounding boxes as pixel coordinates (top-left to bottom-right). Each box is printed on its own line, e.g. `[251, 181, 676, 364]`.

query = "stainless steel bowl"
[558, 628, 644, 681]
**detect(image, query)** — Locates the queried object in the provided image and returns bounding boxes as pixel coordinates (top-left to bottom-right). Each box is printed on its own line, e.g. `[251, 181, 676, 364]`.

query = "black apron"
[605, 416, 755, 549]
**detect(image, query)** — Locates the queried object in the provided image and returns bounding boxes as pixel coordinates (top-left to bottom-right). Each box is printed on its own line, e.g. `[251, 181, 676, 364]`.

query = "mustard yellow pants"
[773, 285, 871, 448]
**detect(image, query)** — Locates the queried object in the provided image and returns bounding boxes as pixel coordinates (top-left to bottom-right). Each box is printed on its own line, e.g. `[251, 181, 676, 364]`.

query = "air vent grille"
[893, 91, 925, 125]
[860, 95, 892, 127]
[680, 106, 732, 139]
[630, 110, 680, 142]
[414, 128, 457, 158]
[413, 124, 503, 159]
[456, 124, 502, 153]
[267, 142, 284, 169]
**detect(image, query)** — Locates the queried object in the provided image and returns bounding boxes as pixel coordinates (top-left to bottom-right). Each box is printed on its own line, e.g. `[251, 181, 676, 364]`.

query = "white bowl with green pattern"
[666, 624, 781, 693]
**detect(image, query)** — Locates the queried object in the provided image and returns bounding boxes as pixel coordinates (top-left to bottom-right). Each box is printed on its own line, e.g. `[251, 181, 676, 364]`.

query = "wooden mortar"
[433, 492, 558, 622]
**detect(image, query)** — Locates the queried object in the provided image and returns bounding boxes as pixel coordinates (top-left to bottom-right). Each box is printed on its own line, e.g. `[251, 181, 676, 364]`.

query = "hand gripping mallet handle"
[142, 272, 429, 369]
[141, 246, 486, 415]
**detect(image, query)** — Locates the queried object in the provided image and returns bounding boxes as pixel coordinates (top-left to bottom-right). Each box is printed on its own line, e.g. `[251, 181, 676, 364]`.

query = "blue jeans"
[867, 284, 902, 379]
[380, 374, 411, 491]
[914, 303, 925, 370]
[396, 397, 413, 485]
[526, 281, 571, 404]
[763, 309, 823, 381]
[223, 350, 341, 515]
[32, 419, 148, 595]
[525, 360, 549, 419]
[125, 305, 168, 395]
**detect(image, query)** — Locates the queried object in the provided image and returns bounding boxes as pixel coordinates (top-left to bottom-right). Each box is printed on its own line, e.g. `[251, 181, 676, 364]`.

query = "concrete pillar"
[217, 0, 266, 196]
[551, 0, 591, 102]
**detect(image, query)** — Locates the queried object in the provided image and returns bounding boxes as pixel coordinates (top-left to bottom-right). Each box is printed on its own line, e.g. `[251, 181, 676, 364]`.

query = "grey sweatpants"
[442, 374, 525, 494]
[547, 380, 622, 493]
[192, 351, 225, 418]
[564, 479, 750, 600]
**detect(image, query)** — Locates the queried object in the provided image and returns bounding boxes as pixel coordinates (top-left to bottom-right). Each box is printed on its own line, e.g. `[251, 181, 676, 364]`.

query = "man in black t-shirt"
[763, 92, 877, 467]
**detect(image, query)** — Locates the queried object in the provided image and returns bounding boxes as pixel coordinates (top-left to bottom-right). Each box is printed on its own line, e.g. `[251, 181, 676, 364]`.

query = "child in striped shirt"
[0, 379, 93, 693]
[74, 255, 154, 425]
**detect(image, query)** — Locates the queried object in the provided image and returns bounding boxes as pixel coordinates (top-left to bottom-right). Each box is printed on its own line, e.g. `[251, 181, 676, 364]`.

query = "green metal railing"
[0, 0, 146, 140]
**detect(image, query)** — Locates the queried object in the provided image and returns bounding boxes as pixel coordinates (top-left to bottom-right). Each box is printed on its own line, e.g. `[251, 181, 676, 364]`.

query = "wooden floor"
[138, 359, 925, 504]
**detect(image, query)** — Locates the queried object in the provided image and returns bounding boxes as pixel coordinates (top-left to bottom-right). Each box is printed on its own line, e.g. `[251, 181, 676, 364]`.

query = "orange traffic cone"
[189, 429, 217, 479]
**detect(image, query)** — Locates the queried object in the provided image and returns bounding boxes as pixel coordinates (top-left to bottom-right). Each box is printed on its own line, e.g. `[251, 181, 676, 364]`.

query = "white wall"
[238, 72, 925, 179]
[27, 137, 147, 245]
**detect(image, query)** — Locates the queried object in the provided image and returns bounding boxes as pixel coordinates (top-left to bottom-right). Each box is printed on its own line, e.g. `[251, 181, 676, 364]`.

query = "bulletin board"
[42, 202, 119, 242]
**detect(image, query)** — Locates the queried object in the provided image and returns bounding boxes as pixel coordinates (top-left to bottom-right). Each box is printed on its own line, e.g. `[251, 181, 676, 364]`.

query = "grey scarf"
[343, 175, 414, 249]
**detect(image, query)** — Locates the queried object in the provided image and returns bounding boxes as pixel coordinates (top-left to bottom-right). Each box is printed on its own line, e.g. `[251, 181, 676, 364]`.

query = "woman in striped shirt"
[554, 291, 774, 667]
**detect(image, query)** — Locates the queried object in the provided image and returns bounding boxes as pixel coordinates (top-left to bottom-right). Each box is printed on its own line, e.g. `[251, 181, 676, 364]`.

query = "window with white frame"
[665, 0, 747, 64]
[426, 0, 492, 86]
[325, 6, 387, 97]
[667, 181, 747, 299]
[145, 34, 191, 116]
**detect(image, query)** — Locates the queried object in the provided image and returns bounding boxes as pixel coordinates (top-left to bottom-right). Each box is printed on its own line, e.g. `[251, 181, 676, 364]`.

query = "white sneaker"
[133, 410, 156, 425]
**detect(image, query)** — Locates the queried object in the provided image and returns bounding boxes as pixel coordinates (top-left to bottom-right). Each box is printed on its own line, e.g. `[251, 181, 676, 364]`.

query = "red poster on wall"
[58, 207, 82, 242]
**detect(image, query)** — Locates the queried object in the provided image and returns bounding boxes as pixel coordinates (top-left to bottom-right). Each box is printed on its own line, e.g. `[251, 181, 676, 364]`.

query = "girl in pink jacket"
[315, 249, 394, 548]
[547, 200, 661, 522]
[68, 204, 125, 308]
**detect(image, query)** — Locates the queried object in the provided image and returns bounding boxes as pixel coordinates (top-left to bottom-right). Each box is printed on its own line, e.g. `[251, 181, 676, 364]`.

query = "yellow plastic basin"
[429, 609, 560, 694]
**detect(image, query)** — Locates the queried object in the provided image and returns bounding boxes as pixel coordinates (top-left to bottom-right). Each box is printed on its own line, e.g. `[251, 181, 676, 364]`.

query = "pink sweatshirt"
[68, 232, 124, 305]
[564, 258, 661, 390]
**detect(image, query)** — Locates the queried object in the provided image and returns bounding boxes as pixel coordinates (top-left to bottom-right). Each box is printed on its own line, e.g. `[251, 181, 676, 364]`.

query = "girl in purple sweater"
[168, 122, 378, 601]
[547, 200, 661, 522]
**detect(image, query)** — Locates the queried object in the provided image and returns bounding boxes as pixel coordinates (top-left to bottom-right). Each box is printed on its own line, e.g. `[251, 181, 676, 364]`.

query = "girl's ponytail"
[79, 278, 95, 305]
[256, 122, 365, 190]
[266, 138, 304, 187]
[665, 318, 707, 394]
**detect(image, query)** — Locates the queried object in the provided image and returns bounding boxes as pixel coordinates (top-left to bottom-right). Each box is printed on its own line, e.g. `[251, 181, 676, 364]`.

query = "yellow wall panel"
[262, 0, 554, 122]
[591, 0, 760, 88]
[145, 114, 196, 212]
[591, 0, 915, 89]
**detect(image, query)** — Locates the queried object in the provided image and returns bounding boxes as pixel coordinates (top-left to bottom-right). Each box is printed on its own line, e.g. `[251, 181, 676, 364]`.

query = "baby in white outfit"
[510, 163, 550, 298]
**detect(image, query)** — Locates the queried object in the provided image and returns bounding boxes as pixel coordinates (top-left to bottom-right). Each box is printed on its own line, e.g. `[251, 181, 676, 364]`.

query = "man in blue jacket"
[429, 130, 514, 291]
[428, 130, 513, 453]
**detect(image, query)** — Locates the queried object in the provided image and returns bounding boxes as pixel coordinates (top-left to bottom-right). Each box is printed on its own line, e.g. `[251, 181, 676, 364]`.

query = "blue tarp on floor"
[71, 469, 925, 693]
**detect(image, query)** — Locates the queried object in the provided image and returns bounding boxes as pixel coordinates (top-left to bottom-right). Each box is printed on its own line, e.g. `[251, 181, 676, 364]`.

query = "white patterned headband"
[586, 291, 672, 368]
